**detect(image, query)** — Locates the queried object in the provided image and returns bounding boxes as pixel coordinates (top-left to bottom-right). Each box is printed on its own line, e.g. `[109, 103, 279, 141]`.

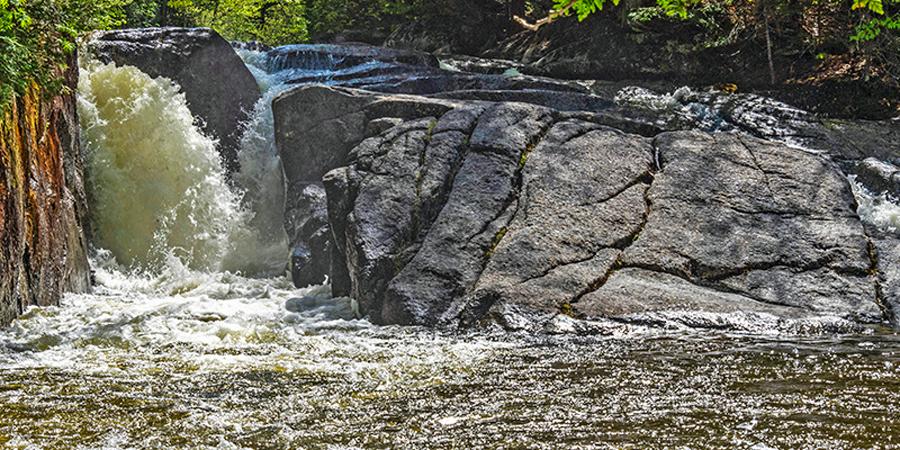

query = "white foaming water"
[78, 51, 291, 276]
[78, 59, 249, 272]
[0, 250, 500, 411]
[849, 176, 900, 234]
[230, 48, 297, 268]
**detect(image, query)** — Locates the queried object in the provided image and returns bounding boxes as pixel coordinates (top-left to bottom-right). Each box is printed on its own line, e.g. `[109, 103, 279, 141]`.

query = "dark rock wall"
[275, 85, 896, 331]
[0, 61, 91, 326]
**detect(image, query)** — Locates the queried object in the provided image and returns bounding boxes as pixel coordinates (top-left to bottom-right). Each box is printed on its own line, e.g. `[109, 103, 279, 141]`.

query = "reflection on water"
[0, 262, 897, 449]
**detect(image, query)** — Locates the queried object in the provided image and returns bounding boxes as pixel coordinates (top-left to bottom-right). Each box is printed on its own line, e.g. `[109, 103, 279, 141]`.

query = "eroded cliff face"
[0, 62, 91, 326]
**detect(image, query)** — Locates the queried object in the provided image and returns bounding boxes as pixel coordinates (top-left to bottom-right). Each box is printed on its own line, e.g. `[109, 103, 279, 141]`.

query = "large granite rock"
[88, 27, 260, 174]
[0, 56, 91, 326]
[873, 235, 900, 327]
[275, 85, 895, 331]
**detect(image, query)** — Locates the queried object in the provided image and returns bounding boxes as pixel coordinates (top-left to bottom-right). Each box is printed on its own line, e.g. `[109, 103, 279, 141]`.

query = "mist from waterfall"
[77, 52, 290, 277]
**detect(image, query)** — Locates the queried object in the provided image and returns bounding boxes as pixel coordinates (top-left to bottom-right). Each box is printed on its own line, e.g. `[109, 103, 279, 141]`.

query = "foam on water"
[77, 59, 250, 272]
[0, 250, 499, 376]
[849, 175, 900, 234]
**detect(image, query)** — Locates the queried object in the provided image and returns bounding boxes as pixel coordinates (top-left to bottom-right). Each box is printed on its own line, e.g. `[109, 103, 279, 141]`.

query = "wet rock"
[852, 158, 900, 196]
[267, 44, 439, 72]
[0, 55, 90, 326]
[88, 27, 260, 175]
[273, 72, 895, 331]
[284, 183, 331, 287]
[285, 296, 328, 313]
[874, 236, 900, 327]
[439, 55, 528, 75]
[430, 89, 613, 114]
[613, 86, 900, 164]
[359, 73, 588, 96]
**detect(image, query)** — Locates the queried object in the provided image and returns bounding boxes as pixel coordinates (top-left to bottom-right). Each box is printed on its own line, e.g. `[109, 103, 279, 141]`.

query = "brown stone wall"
[0, 60, 91, 326]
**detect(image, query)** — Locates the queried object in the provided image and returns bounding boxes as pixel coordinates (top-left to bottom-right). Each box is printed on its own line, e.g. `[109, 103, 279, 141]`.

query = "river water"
[0, 271, 898, 448]
[1, 48, 899, 449]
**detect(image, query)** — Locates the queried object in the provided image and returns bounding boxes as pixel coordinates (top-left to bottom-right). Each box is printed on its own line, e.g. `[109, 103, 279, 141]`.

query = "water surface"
[0, 264, 897, 449]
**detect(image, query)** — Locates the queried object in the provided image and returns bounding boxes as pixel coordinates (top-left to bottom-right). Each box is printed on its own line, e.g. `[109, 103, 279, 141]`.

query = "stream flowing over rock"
[253, 39, 900, 331]
[87, 28, 261, 174]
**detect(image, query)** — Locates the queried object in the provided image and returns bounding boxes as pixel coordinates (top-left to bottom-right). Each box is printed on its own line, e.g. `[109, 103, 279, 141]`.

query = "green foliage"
[851, 0, 900, 43]
[852, 13, 900, 41]
[554, 0, 620, 21]
[168, 0, 308, 45]
[304, 0, 422, 38]
[0, 0, 149, 105]
[559, 0, 700, 21]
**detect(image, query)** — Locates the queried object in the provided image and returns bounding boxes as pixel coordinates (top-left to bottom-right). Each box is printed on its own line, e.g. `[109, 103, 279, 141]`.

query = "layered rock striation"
[0, 60, 91, 326]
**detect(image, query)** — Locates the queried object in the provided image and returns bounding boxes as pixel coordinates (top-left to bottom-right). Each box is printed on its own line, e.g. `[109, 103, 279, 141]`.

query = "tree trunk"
[765, 12, 776, 85]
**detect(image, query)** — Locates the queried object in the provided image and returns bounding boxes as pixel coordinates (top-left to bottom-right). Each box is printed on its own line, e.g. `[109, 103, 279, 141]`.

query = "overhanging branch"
[513, 0, 578, 31]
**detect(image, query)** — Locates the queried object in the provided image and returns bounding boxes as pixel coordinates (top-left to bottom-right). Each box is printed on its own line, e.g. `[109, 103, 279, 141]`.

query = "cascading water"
[231, 47, 294, 260]
[78, 49, 292, 276]
[77, 59, 249, 272]
[849, 176, 900, 234]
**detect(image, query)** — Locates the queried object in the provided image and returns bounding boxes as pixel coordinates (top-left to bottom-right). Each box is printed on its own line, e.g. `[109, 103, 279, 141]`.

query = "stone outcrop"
[613, 86, 900, 163]
[275, 84, 897, 332]
[88, 27, 260, 174]
[0, 60, 91, 326]
[852, 158, 900, 196]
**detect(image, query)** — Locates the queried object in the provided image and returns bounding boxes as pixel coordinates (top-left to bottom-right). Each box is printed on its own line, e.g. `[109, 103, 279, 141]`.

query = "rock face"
[275, 85, 896, 331]
[0, 59, 91, 326]
[88, 27, 260, 174]
[613, 86, 900, 164]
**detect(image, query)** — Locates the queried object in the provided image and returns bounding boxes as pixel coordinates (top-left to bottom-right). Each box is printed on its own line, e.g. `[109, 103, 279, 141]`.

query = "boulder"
[873, 235, 900, 327]
[274, 85, 893, 331]
[851, 158, 900, 196]
[579, 131, 881, 325]
[88, 27, 260, 174]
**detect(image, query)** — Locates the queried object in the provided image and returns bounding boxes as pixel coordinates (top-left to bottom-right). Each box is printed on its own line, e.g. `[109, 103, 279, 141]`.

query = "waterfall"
[231, 47, 295, 264]
[77, 54, 289, 276]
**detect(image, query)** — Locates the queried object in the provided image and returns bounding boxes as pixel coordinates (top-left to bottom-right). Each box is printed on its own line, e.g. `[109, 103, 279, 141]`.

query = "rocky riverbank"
[5, 27, 897, 333]
[0, 57, 91, 326]
[275, 85, 898, 332]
